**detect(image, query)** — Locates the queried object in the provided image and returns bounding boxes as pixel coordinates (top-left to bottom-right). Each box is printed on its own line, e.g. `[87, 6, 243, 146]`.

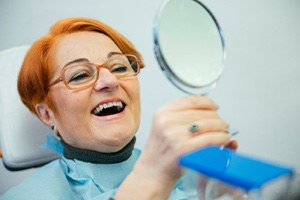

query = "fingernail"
[214, 102, 219, 109]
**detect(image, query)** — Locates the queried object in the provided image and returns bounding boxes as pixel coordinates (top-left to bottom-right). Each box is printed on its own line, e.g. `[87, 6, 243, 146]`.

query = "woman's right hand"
[115, 96, 235, 200]
[138, 95, 232, 181]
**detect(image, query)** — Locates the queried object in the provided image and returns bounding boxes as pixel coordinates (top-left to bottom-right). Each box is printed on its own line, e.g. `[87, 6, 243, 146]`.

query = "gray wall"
[1, 0, 300, 195]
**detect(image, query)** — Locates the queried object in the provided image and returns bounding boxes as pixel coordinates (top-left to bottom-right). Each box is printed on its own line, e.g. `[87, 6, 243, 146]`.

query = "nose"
[93, 68, 119, 92]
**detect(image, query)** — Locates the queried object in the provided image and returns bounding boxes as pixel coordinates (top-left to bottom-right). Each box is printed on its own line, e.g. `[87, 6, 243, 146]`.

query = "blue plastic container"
[179, 146, 295, 200]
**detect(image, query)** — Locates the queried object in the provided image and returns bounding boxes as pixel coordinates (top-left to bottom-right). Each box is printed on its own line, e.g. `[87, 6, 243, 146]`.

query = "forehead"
[52, 31, 122, 69]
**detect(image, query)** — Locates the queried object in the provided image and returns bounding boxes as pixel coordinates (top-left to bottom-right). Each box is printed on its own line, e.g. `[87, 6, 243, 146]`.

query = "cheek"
[122, 78, 140, 115]
[129, 79, 140, 99]
[130, 80, 141, 116]
[52, 90, 89, 120]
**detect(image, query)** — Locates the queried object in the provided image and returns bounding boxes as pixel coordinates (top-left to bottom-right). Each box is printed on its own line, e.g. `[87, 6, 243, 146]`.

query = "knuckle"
[216, 119, 229, 128]
[206, 111, 219, 118]
[155, 114, 168, 127]
[153, 112, 173, 131]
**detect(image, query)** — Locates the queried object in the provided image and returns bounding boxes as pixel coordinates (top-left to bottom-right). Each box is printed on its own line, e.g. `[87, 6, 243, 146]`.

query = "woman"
[1, 18, 236, 200]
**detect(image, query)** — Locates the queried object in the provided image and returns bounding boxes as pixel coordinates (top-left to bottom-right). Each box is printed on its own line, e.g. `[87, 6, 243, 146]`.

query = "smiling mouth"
[91, 100, 126, 116]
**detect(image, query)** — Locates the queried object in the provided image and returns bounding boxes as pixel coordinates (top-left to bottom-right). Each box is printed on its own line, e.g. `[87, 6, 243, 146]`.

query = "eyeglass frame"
[48, 53, 141, 91]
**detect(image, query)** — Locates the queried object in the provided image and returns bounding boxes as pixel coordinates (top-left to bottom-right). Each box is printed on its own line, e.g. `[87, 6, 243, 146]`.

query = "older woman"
[1, 18, 236, 200]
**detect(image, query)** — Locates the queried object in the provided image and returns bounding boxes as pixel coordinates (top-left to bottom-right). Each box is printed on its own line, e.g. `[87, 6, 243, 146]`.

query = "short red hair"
[18, 17, 144, 116]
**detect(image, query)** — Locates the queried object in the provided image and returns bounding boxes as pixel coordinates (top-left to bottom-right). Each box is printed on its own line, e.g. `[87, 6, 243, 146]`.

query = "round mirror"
[153, 0, 225, 95]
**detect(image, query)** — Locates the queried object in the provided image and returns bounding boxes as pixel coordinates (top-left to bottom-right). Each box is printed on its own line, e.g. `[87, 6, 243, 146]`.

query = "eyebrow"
[107, 51, 122, 58]
[63, 58, 90, 68]
[63, 51, 123, 68]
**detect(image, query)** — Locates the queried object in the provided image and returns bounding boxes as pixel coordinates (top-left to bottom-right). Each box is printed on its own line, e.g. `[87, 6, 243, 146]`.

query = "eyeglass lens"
[64, 54, 138, 89]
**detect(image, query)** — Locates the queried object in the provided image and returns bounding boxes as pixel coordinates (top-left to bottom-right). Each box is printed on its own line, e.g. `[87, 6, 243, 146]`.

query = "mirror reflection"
[154, 0, 225, 94]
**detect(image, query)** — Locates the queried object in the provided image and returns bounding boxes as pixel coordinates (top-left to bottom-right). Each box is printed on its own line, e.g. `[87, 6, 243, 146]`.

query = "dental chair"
[0, 46, 60, 171]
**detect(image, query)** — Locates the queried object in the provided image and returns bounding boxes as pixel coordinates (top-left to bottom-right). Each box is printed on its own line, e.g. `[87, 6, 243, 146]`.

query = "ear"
[35, 103, 55, 127]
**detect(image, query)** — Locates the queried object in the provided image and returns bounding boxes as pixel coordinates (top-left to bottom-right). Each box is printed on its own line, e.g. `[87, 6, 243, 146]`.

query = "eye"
[110, 65, 129, 74]
[69, 71, 90, 82]
[66, 67, 95, 84]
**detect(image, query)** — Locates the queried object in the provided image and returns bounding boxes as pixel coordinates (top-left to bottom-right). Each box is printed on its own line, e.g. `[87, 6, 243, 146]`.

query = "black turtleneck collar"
[62, 137, 136, 164]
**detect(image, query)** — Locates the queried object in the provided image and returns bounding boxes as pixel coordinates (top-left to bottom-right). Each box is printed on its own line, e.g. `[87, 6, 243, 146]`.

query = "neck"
[62, 137, 136, 164]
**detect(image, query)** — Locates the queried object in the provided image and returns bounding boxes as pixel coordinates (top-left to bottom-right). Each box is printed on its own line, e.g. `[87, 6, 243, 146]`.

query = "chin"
[93, 131, 135, 152]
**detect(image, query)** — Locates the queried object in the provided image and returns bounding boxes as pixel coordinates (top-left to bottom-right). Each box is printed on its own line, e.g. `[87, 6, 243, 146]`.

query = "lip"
[91, 97, 127, 121]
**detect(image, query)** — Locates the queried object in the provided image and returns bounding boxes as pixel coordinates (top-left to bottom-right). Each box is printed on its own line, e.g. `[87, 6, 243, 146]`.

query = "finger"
[189, 119, 229, 135]
[159, 110, 220, 127]
[161, 96, 218, 112]
[181, 132, 229, 154]
[180, 110, 220, 121]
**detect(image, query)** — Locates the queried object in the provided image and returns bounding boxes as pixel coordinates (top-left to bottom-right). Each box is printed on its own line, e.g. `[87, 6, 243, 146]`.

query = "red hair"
[18, 17, 144, 116]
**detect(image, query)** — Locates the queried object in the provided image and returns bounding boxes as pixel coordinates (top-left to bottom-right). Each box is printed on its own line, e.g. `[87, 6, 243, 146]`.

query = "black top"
[62, 136, 136, 164]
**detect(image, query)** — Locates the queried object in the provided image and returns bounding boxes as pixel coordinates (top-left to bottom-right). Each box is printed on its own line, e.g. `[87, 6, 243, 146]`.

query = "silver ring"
[188, 124, 200, 133]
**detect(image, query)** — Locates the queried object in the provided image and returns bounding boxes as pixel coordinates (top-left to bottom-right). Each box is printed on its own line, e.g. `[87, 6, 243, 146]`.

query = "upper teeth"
[93, 101, 123, 115]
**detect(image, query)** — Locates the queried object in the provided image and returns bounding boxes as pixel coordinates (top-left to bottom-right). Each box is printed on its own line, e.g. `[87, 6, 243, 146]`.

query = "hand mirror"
[153, 0, 225, 95]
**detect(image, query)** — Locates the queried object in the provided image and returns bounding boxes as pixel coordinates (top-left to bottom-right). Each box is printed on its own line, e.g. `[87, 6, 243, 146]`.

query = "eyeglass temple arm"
[48, 77, 63, 88]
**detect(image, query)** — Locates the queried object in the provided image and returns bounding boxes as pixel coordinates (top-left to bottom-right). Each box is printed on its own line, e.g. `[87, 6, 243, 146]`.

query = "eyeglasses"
[48, 53, 140, 91]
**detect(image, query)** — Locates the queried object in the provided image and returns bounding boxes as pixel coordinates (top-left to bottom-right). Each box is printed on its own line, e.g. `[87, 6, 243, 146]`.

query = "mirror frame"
[153, 0, 226, 95]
